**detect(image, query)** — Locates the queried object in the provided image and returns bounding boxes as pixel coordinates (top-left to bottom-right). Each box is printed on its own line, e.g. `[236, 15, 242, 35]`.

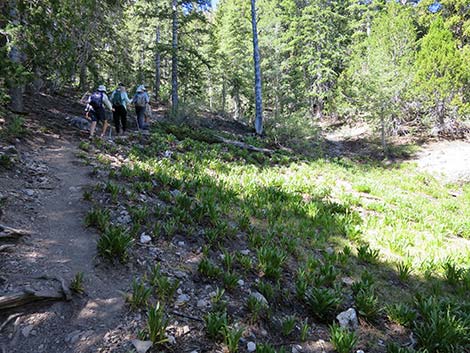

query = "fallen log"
[0, 244, 14, 252]
[0, 313, 23, 332]
[0, 224, 30, 239]
[0, 289, 65, 311]
[34, 275, 72, 301]
[216, 136, 273, 154]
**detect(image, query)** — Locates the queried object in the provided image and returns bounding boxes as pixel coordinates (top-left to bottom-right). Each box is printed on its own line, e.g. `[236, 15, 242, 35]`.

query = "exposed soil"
[414, 140, 470, 183]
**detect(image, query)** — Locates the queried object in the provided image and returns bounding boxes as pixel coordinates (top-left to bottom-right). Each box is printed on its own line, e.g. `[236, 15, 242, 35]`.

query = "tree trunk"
[155, 24, 161, 102]
[171, 0, 179, 114]
[380, 108, 387, 153]
[251, 0, 263, 135]
[233, 86, 241, 121]
[221, 78, 226, 116]
[7, 1, 24, 113]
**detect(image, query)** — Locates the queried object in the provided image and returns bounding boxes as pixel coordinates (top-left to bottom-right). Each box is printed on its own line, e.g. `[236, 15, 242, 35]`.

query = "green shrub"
[329, 322, 358, 353]
[97, 225, 133, 262]
[128, 277, 152, 309]
[147, 302, 169, 344]
[205, 311, 228, 340]
[385, 303, 417, 327]
[84, 207, 110, 232]
[305, 287, 342, 320]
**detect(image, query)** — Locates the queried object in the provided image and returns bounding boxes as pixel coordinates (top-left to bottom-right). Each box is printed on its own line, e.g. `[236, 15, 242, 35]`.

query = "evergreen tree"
[344, 2, 417, 150]
[414, 17, 469, 127]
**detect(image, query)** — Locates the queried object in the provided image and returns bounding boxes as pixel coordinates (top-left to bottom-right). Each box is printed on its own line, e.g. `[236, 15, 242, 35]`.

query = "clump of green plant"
[104, 181, 120, 202]
[211, 287, 228, 313]
[257, 280, 276, 303]
[70, 272, 85, 294]
[205, 311, 228, 340]
[257, 246, 287, 280]
[97, 225, 133, 262]
[300, 318, 310, 341]
[222, 249, 235, 271]
[305, 287, 342, 320]
[0, 154, 13, 169]
[385, 303, 416, 327]
[147, 302, 169, 344]
[149, 265, 179, 303]
[354, 288, 381, 320]
[329, 322, 358, 353]
[128, 277, 152, 309]
[82, 189, 93, 201]
[129, 205, 149, 225]
[84, 207, 110, 232]
[1, 116, 25, 140]
[223, 271, 239, 291]
[198, 257, 222, 279]
[357, 244, 380, 264]
[442, 259, 464, 286]
[396, 260, 413, 281]
[236, 252, 253, 272]
[281, 315, 296, 337]
[79, 141, 90, 152]
[351, 271, 375, 295]
[246, 295, 267, 323]
[222, 325, 244, 353]
[413, 299, 469, 353]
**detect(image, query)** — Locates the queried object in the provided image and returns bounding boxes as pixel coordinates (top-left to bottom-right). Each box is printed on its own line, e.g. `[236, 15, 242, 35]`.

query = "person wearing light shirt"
[110, 83, 132, 135]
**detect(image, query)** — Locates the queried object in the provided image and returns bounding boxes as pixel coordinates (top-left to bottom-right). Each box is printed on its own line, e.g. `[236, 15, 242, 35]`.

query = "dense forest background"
[1, 0, 469, 146]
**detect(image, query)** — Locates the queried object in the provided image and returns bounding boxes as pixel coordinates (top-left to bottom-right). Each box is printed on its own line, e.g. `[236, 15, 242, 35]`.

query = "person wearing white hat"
[86, 85, 113, 138]
[131, 85, 150, 130]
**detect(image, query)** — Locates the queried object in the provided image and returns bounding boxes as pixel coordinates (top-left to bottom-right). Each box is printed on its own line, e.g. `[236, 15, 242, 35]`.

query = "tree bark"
[7, 0, 24, 113]
[251, 0, 263, 135]
[155, 24, 161, 102]
[171, 0, 179, 114]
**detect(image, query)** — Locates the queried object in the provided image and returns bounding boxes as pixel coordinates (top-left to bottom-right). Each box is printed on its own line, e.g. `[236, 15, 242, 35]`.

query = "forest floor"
[0, 92, 469, 353]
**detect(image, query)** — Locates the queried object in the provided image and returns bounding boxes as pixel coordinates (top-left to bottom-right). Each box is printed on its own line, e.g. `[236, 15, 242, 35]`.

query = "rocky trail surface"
[0, 96, 131, 353]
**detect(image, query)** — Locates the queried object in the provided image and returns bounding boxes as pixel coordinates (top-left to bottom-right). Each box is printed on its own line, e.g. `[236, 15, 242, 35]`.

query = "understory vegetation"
[83, 123, 470, 352]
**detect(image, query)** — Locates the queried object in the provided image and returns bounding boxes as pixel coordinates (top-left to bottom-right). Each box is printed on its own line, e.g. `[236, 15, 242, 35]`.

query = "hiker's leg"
[121, 107, 127, 132]
[89, 121, 97, 137]
[136, 107, 145, 129]
[113, 108, 120, 134]
[101, 120, 109, 138]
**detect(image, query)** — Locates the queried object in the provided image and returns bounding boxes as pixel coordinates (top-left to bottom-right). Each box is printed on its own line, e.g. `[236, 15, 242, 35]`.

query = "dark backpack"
[89, 91, 103, 110]
[111, 90, 123, 107]
[135, 93, 147, 107]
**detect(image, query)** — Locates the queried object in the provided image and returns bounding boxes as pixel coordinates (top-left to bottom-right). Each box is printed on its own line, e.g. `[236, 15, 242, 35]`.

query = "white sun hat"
[97, 85, 107, 92]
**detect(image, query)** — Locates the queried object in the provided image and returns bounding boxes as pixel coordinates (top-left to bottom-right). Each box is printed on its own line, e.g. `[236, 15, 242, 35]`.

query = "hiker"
[110, 83, 132, 135]
[143, 87, 153, 124]
[132, 85, 150, 130]
[86, 85, 113, 138]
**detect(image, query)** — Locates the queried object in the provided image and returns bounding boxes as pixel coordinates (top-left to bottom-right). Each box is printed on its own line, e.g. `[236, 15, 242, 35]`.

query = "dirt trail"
[1, 135, 130, 353]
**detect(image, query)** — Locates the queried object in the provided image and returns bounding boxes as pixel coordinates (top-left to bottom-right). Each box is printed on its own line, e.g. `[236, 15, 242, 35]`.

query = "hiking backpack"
[135, 93, 147, 108]
[89, 91, 103, 110]
[111, 90, 123, 107]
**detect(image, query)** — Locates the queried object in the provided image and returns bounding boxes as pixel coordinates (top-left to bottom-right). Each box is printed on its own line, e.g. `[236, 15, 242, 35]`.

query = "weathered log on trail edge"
[0, 224, 30, 239]
[0, 289, 65, 311]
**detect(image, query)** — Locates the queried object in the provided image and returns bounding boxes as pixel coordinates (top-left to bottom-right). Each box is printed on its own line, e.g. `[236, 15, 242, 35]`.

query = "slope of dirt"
[0, 95, 132, 353]
[414, 140, 470, 183]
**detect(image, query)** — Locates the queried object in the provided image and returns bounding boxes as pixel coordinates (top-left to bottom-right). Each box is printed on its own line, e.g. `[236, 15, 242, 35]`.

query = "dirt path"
[1, 135, 131, 353]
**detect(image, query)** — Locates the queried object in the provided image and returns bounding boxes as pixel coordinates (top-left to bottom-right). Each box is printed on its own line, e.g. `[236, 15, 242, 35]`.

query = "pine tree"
[414, 17, 468, 127]
[345, 2, 417, 151]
